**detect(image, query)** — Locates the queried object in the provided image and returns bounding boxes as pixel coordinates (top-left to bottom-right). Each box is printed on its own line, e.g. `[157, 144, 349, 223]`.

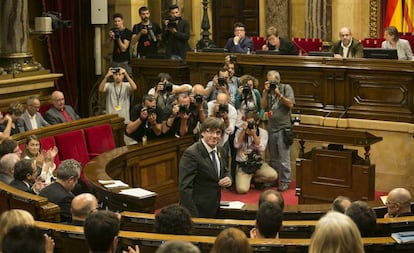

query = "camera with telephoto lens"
[167, 16, 182, 29]
[110, 67, 120, 73]
[164, 82, 173, 92]
[218, 103, 228, 114]
[247, 121, 255, 130]
[242, 85, 250, 96]
[179, 104, 190, 114]
[146, 106, 156, 115]
[269, 80, 278, 90]
[112, 29, 121, 39]
[194, 94, 203, 104]
[217, 77, 227, 86]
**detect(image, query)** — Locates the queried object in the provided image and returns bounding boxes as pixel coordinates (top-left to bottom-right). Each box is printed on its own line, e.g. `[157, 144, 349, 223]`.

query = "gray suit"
[44, 105, 80, 125]
[18, 111, 50, 132]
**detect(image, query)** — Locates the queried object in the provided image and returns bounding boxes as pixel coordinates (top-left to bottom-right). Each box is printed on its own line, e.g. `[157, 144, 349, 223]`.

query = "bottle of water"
[247, 48, 251, 55]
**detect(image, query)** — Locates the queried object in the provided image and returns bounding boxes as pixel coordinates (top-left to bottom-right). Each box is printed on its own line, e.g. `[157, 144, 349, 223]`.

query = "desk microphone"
[336, 106, 349, 128]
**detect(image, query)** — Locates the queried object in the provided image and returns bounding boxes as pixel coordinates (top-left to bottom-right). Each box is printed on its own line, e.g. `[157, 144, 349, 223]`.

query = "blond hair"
[0, 209, 35, 247]
[309, 211, 364, 253]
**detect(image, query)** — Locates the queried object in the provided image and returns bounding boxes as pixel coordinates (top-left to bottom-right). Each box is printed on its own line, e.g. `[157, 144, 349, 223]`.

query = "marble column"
[305, 0, 332, 40]
[265, 0, 290, 38]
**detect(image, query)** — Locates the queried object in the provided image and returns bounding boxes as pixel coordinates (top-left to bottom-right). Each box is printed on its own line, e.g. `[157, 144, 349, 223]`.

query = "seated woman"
[382, 26, 414, 60]
[261, 26, 297, 55]
[0, 103, 24, 138]
[22, 135, 58, 185]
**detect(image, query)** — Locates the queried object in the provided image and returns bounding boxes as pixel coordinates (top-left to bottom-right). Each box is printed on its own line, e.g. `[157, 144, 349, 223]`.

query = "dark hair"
[385, 26, 400, 41]
[23, 135, 40, 158]
[84, 210, 120, 252]
[217, 67, 229, 77]
[258, 189, 285, 210]
[0, 139, 18, 158]
[142, 94, 156, 103]
[256, 202, 283, 238]
[200, 117, 225, 136]
[233, 22, 246, 30]
[138, 6, 149, 14]
[169, 4, 179, 11]
[13, 159, 33, 181]
[157, 72, 171, 83]
[113, 13, 123, 20]
[345, 201, 377, 237]
[154, 205, 193, 235]
[2, 225, 45, 253]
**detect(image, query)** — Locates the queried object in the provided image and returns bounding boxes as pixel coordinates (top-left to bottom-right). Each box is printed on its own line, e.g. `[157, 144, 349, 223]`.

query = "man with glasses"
[19, 96, 49, 132]
[44, 91, 80, 125]
[331, 27, 364, 58]
[384, 187, 413, 218]
[225, 22, 254, 53]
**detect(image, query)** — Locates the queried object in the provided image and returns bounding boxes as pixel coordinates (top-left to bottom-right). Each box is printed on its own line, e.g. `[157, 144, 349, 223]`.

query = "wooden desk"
[84, 136, 194, 211]
[186, 52, 414, 123]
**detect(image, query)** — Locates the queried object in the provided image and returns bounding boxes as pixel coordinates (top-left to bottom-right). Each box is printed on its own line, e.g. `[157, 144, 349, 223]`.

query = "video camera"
[218, 103, 228, 114]
[179, 104, 190, 114]
[242, 86, 250, 97]
[146, 106, 156, 115]
[194, 94, 203, 104]
[167, 16, 182, 29]
[217, 77, 227, 86]
[110, 67, 121, 73]
[269, 80, 278, 90]
[247, 121, 255, 130]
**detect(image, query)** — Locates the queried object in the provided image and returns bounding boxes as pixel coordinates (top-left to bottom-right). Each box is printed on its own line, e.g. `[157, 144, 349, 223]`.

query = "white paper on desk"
[119, 188, 156, 199]
[220, 201, 245, 209]
[101, 180, 129, 189]
[380, 195, 388, 205]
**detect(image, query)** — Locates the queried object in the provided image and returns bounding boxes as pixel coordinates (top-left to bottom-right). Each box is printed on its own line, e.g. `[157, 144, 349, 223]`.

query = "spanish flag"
[385, 0, 414, 33]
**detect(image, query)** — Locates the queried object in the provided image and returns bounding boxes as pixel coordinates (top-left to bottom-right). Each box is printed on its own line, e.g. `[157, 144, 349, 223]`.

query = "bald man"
[70, 193, 99, 225]
[331, 27, 364, 58]
[44, 91, 80, 125]
[258, 189, 285, 210]
[384, 188, 413, 218]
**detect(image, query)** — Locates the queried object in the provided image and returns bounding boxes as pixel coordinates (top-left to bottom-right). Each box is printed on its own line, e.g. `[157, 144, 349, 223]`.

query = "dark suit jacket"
[44, 105, 80, 125]
[163, 19, 191, 60]
[179, 141, 230, 218]
[10, 180, 35, 194]
[39, 182, 74, 222]
[18, 111, 50, 132]
[225, 36, 254, 53]
[267, 37, 298, 55]
[331, 38, 364, 58]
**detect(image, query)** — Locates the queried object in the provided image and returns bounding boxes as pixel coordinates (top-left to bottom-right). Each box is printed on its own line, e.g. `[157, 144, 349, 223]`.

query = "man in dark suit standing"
[163, 4, 191, 61]
[225, 22, 254, 54]
[44, 91, 80, 125]
[179, 117, 232, 218]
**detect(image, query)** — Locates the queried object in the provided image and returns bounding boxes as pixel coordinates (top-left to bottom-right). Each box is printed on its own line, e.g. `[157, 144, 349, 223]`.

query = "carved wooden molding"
[369, 0, 380, 38]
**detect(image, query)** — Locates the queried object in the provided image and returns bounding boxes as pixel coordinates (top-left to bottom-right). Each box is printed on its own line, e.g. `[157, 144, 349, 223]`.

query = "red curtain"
[42, 0, 79, 110]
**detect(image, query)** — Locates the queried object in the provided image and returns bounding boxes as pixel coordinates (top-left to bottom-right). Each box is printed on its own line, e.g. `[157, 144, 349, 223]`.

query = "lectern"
[293, 125, 382, 204]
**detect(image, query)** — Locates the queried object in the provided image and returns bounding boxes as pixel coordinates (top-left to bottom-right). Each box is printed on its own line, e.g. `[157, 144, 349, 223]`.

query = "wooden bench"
[34, 220, 414, 253]
[0, 181, 60, 222]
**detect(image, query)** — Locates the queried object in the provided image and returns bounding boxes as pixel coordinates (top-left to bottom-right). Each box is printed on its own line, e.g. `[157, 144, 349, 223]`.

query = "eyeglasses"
[385, 201, 397, 206]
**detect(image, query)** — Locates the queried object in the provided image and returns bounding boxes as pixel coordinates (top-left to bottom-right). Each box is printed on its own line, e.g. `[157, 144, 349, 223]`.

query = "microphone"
[336, 106, 349, 128]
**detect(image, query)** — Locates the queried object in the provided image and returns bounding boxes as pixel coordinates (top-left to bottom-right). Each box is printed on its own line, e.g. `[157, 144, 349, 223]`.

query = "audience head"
[216, 92, 230, 105]
[385, 187, 412, 217]
[345, 200, 377, 237]
[0, 209, 35, 246]
[0, 138, 21, 158]
[309, 211, 364, 253]
[13, 159, 36, 183]
[84, 210, 120, 253]
[258, 189, 285, 210]
[211, 227, 252, 253]
[23, 135, 41, 158]
[8, 102, 24, 120]
[26, 96, 41, 116]
[168, 4, 181, 17]
[384, 26, 400, 42]
[138, 6, 150, 22]
[200, 117, 225, 148]
[51, 91, 65, 111]
[142, 94, 156, 108]
[233, 22, 246, 39]
[265, 26, 281, 48]
[56, 159, 81, 192]
[240, 74, 258, 90]
[338, 27, 353, 46]
[154, 204, 193, 235]
[2, 225, 47, 253]
[191, 84, 207, 97]
[155, 240, 200, 253]
[254, 202, 283, 238]
[331, 195, 352, 213]
[0, 153, 20, 176]
[266, 70, 281, 83]
[71, 193, 99, 223]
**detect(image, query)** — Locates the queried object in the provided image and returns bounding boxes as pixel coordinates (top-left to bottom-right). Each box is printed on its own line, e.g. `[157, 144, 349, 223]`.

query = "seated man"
[345, 201, 377, 237]
[154, 204, 193, 235]
[69, 193, 99, 226]
[0, 138, 21, 158]
[250, 202, 283, 239]
[262, 26, 297, 55]
[44, 91, 80, 125]
[225, 22, 254, 53]
[10, 159, 45, 194]
[19, 96, 50, 132]
[258, 189, 285, 210]
[330, 27, 364, 58]
[39, 159, 81, 222]
[384, 187, 413, 218]
[234, 111, 277, 193]
[0, 153, 20, 185]
[331, 195, 352, 213]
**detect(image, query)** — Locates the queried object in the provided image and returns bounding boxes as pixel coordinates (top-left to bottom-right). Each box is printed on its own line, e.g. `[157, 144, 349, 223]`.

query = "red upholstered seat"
[39, 104, 52, 116]
[251, 36, 267, 51]
[84, 124, 116, 158]
[292, 37, 323, 55]
[54, 130, 90, 187]
[361, 38, 384, 48]
[39, 136, 61, 168]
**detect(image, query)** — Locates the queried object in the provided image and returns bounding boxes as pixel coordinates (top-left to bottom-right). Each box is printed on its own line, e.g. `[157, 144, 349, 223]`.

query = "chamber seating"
[361, 38, 384, 48]
[84, 124, 116, 158]
[291, 37, 323, 55]
[251, 36, 267, 51]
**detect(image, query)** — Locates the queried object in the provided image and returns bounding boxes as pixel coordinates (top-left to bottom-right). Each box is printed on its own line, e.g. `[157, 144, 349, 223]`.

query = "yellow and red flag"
[385, 0, 414, 33]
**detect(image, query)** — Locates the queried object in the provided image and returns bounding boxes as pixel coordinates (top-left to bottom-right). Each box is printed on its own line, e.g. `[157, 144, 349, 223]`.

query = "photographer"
[131, 7, 161, 58]
[162, 4, 191, 61]
[234, 111, 277, 194]
[99, 67, 137, 124]
[105, 13, 132, 74]
[235, 75, 264, 126]
[126, 94, 162, 143]
[204, 68, 232, 103]
[261, 70, 295, 192]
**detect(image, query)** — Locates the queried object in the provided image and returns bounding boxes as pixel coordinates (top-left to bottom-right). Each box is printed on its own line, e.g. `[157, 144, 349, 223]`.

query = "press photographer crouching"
[126, 94, 162, 144]
[234, 111, 278, 194]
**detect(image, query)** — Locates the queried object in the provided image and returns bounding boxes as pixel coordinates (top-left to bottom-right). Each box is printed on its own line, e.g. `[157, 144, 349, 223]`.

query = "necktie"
[210, 150, 219, 177]
[60, 109, 73, 122]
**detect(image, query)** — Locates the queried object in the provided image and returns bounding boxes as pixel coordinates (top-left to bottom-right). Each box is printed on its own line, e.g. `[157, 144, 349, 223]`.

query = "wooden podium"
[293, 125, 383, 204]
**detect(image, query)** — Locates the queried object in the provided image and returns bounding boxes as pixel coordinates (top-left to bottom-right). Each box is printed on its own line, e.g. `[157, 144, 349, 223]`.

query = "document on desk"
[220, 201, 245, 209]
[119, 188, 157, 199]
[99, 180, 129, 189]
